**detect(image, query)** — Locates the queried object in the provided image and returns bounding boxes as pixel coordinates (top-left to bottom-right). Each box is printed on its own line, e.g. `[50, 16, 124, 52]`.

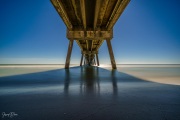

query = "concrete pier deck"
[0, 66, 180, 120]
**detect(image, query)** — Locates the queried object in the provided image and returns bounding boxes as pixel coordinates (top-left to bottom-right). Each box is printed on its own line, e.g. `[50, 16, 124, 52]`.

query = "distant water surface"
[104, 64, 180, 85]
[0, 64, 180, 85]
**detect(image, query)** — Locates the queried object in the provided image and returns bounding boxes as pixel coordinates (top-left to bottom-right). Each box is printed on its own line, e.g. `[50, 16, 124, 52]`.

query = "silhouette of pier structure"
[51, 0, 130, 69]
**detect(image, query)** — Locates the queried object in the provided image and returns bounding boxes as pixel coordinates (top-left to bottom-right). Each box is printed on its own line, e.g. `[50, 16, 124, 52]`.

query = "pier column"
[65, 39, 74, 69]
[80, 53, 84, 66]
[106, 39, 116, 69]
[93, 58, 96, 65]
[84, 58, 86, 65]
[96, 53, 99, 66]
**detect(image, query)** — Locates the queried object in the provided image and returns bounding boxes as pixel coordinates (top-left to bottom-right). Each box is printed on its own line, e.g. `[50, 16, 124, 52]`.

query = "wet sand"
[0, 65, 180, 120]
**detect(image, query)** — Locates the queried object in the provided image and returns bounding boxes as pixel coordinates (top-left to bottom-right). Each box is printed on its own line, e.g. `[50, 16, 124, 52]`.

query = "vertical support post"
[106, 39, 117, 69]
[96, 53, 99, 66]
[85, 58, 88, 65]
[65, 39, 74, 69]
[93, 58, 96, 65]
[84, 57, 86, 65]
[80, 53, 84, 66]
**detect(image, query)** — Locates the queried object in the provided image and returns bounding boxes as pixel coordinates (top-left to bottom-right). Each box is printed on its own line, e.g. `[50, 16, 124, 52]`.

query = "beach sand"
[0, 65, 180, 120]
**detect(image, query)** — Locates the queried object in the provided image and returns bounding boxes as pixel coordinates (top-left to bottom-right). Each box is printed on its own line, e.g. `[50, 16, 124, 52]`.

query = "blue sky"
[0, 0, 180, 64]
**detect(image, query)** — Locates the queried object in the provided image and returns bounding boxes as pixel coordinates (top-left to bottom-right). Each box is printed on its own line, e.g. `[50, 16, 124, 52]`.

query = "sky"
[0, 0, 180, 64]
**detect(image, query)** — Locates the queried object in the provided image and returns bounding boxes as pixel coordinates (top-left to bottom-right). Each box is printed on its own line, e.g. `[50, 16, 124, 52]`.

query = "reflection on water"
[0, 65, 179, 96]
[0, 66, 180, 120]
[0, 66, 120, 96]
[64, 66, 118, 96]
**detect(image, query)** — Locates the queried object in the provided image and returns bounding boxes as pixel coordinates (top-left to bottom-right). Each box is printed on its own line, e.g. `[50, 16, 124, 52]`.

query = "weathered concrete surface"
[0, 66, 180, 120]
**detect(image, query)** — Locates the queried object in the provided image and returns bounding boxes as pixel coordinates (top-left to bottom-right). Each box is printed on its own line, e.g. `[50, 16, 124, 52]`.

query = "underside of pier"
[51, 0, 130, 69]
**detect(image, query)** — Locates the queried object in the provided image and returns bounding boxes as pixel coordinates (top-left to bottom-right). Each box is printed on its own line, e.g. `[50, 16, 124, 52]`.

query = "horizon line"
[0, 64, 180, 65]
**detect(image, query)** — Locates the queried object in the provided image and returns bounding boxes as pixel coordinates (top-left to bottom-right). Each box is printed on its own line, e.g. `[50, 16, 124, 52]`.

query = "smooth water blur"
[0, 64, 180, 85]
[121, 66, 180, 85]
[0, 65, 180, 120]
[103, 65, 180, 85]
[0, 65, 179, 96]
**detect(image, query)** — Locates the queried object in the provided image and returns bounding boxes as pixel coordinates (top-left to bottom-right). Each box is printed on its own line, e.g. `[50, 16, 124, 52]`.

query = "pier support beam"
[80, 53, 84, 66]
[84, 58, 86, 65]
[93, 58, 96, 65]
[106, 39, 117, 69]
[96, 53, 99, 66]
[65, 39, 74, 69]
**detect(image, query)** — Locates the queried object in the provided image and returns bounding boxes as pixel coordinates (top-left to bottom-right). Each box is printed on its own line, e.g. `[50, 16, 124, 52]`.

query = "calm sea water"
[0, 64, 180, 85]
